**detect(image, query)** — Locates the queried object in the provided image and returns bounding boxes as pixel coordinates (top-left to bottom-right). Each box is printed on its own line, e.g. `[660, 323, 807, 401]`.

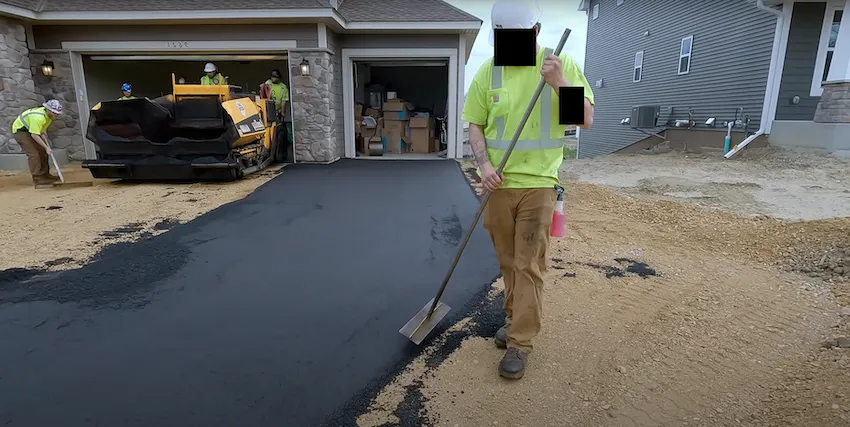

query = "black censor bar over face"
[493, 28, 586, 126]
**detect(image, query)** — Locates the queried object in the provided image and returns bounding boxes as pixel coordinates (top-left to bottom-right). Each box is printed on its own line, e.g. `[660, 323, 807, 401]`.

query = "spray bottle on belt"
[551, 184, 566, 238]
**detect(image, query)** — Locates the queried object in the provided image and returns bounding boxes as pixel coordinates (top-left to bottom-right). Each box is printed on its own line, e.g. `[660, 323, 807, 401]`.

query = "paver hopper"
[82, 74, 287, 181]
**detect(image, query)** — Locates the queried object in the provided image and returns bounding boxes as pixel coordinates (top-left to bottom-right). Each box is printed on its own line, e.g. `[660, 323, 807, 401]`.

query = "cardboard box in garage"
[382, 99, 414, 120]
[383, 118, 409, 138]
[408, 117, 435, 153]
[361, 117, 383, 140]
[384, 129, 410, 153]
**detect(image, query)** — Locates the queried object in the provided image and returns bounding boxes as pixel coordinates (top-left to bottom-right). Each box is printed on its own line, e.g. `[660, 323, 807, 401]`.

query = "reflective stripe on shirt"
[485, 47, 564, 151]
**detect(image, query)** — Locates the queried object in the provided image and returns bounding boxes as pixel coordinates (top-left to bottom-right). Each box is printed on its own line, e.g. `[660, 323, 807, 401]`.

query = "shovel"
[48, 152, 65, 184]
[400, 27, 573, 345]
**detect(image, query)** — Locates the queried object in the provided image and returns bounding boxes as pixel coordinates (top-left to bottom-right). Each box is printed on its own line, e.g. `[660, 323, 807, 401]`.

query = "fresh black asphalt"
[0, 159, 500, 427]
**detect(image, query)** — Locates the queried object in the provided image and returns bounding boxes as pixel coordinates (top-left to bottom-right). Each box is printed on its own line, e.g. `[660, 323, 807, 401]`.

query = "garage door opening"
[353, 60, 449, 159]
[81, 55, 296, 160]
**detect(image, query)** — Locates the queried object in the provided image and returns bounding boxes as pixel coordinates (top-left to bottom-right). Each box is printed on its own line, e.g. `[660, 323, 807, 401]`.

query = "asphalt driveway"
[0, 159, 499, 426]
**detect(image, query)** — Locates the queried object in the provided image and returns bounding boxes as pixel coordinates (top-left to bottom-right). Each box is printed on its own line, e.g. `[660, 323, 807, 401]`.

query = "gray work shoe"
[499, 347, 528, 379]
[494, 326, 508, 349]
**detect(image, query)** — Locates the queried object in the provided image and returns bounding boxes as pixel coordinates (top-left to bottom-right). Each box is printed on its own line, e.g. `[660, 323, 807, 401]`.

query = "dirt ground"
[0, 164, 282, 271]
[359, 148, 850, 427]
[3, 149, 850, 426]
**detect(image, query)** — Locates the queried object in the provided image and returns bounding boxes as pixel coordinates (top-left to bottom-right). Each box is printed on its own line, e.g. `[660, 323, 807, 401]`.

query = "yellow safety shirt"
[11, 107, 53, 135]
[264, 79, 290, 112]
[201, 73, 226, 85]
[118, 95, 136, 100]
[462, 48, 595, 188]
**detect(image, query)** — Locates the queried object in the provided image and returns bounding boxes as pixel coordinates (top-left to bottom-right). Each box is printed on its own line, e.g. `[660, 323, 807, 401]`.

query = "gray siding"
[32, 24, 319, 49]
[327, 29, 345, 157]
[338, 34, 459, 49]
[775, 2, 826, 121]
[579, 0, 777, 158]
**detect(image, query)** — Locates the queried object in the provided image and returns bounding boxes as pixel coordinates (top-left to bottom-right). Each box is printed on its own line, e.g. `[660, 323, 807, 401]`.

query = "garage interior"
[83, 56, 291, 103]
[353, 60, 449, 159]
[81, 55, 295, 162]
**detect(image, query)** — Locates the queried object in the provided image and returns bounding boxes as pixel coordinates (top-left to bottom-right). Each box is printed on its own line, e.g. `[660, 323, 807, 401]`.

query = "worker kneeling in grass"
[10, 99, 64, 187]
[462, 1, 595, 380]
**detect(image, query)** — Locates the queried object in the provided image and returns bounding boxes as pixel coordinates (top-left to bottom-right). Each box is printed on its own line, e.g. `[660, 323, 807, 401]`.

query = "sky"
[442, 0, 589, 94]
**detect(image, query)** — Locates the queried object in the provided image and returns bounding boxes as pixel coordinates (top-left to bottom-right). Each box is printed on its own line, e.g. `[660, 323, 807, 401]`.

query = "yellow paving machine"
[82, 74, 288, 181]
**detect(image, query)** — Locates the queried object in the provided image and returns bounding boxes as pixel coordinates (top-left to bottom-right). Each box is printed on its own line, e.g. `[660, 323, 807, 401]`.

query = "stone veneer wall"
[289, 50, 344, 162]
[0, 17, 38, 156]
[30, 52, 85, 160]
[814, 82, 850, 124]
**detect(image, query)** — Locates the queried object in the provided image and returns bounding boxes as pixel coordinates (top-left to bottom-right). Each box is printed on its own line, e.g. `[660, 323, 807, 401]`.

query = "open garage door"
[81, 54, 296, 162]
[352, 60, 449, 159]
[342, 48, 460, 160]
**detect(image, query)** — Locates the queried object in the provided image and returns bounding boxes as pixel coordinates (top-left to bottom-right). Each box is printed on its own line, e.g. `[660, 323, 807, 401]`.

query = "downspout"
[725, 0, 784, 158]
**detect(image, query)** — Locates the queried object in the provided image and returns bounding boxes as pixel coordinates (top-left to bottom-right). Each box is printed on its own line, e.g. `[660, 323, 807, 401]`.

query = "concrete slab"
[0, 159, 500, 427]
[0, 149, 69, 171]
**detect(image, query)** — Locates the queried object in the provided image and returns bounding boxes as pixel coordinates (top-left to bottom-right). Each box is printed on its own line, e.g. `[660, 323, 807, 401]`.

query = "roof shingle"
[30, 0, 331, 12]
[0, 0, 481, 23]
[338, 0, 480, 22]
[0, 0, 42, 11]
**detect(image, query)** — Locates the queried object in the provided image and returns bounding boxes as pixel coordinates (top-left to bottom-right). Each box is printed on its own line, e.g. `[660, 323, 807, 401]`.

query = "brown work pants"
[13, 131, 50, 183]
[483, 188, 557, 353]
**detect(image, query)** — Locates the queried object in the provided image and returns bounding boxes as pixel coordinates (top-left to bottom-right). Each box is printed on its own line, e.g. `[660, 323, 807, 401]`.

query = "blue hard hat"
[121, 83, 132, 92]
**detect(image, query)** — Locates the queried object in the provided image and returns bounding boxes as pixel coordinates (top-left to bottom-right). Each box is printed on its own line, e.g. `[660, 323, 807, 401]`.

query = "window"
[592, 3, 599, 19]
[678, 36, 693, 75]
[634, 51, 643, 82]
[617, 0, 624, 5]
[812, 8, 844, 96]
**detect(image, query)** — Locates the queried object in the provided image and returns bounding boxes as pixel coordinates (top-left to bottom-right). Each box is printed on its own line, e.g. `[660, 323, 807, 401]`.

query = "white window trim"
[678, 35, 693, 75]
[811, 5, 844, 97]
[633, 50, 644, 83]
[592, 3, 599, 20]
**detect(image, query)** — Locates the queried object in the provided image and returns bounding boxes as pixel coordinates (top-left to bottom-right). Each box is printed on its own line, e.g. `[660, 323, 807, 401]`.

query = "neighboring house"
[576, 0, 850, 159]
[0, 0, 481, 168]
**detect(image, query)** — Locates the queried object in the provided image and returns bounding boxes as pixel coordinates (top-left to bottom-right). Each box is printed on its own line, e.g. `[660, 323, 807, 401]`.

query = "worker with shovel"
[462, 1, 595, 379]
[10, 99, 64, 188]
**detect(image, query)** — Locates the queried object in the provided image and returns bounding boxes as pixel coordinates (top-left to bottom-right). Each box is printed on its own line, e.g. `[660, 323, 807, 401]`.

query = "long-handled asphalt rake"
[400, 27, 573, 345]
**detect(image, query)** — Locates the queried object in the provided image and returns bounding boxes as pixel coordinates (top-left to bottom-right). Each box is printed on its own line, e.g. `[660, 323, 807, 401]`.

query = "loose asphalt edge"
[320, 161, 505, 427]
[0, 161, 506, 427]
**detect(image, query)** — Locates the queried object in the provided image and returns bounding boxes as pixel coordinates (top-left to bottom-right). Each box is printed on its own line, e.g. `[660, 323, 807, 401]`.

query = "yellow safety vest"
[201, 74, 226, 85]
[11, 107, 52, 135]
[264, 80, 289, 111]
[485, 47, 564, 189]
[118, 95, 136, 100]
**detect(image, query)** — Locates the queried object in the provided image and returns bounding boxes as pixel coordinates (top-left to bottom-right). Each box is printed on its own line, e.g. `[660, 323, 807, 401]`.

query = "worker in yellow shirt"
[264, 69, 290, 118]
[10, 99, 64, 187]
[201, 63, 227, 85]
[118, 83, 135, 100]
[462, 1, 595, 380]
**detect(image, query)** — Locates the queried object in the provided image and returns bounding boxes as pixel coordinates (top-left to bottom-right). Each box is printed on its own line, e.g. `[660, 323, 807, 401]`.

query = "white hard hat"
[489, 0, 541, 46]
[204, 62, 217, 73]
[43, 99, 62, 114]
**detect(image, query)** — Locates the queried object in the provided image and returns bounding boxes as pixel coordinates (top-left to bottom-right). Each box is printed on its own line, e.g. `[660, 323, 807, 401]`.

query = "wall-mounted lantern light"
[41, 61, 55, 77]
[300, 59, 311, 77]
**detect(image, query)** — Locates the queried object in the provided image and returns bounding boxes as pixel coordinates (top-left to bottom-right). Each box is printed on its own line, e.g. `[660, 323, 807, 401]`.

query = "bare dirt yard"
[360, 148, 850, 427]
[0, 165, 283, 271]
[3, 148, 850, 426]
